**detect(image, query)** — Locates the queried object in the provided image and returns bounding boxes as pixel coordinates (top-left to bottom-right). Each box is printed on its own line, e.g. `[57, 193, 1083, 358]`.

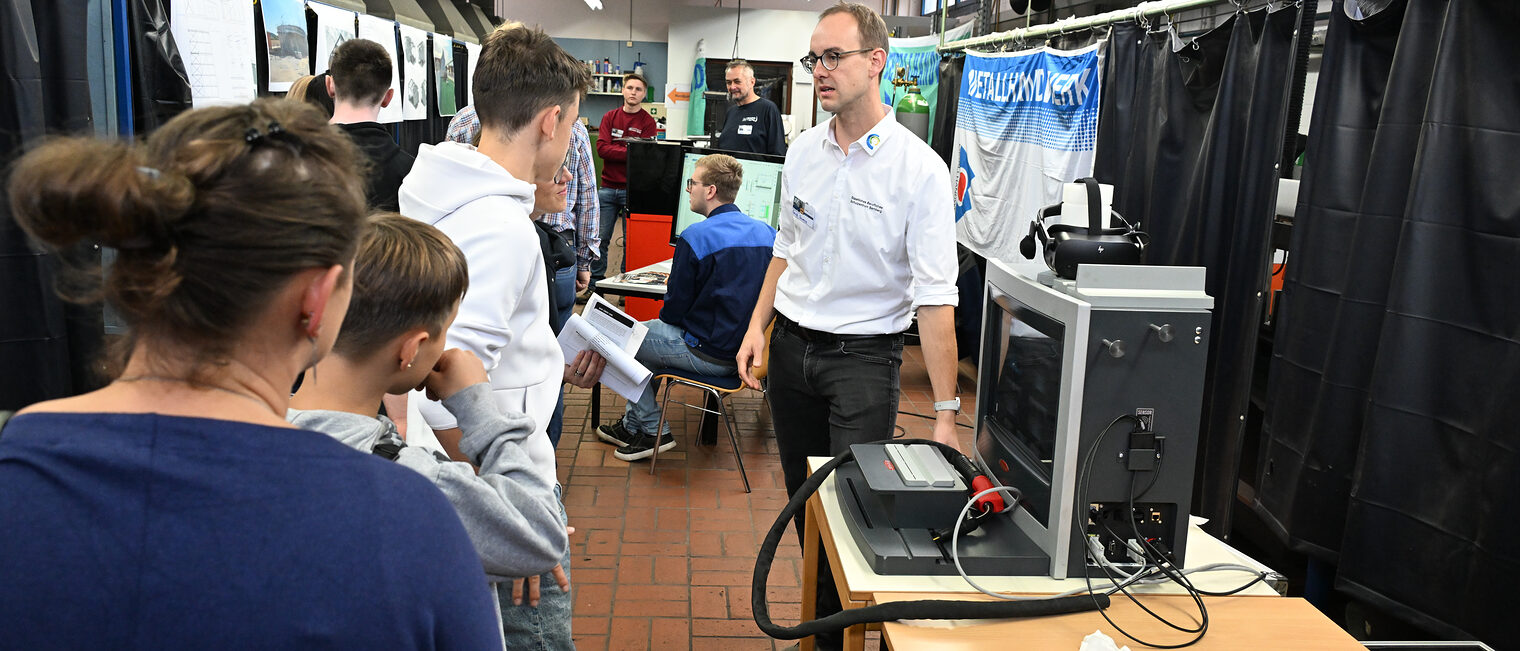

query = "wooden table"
[876, 593, 1362, 650]
[797, 457, 1363, 651]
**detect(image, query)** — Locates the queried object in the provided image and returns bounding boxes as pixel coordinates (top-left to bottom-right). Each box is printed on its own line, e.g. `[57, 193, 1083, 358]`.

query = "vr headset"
[1020, 177, 1148, 280]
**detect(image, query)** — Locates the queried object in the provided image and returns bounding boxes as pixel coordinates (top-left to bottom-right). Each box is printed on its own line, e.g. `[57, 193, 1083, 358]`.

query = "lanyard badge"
[791, 196, 818, 230]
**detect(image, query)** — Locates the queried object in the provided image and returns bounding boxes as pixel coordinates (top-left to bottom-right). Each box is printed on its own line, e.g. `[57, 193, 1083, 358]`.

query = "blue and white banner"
[953, 45, 1101, 272]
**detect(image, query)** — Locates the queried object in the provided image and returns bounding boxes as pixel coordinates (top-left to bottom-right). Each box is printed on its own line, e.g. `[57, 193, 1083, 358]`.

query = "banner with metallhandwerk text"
[952, 45, 1100, 274]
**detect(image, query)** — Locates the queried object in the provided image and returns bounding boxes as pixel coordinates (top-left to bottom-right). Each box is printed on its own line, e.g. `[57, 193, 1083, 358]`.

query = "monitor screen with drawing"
[670, 150, 785, 245]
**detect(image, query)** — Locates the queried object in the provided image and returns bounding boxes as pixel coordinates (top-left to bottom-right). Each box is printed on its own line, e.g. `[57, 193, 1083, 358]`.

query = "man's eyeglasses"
[558, 149, 571, 180]
[799, 48, 873, 74]
[685, 177, 712, 190]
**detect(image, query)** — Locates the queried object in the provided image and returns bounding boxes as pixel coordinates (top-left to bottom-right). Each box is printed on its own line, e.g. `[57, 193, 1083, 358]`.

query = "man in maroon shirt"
[590, 73, 658, 292]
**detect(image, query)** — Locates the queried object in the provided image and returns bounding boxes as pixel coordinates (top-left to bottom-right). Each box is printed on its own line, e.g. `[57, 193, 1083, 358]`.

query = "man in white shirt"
[734, 5, 960, 648]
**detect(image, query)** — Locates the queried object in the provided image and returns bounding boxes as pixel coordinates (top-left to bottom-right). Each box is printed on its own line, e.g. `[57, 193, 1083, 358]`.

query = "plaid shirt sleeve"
[445, 105, 480, 145]
[569, 122, 600, 270]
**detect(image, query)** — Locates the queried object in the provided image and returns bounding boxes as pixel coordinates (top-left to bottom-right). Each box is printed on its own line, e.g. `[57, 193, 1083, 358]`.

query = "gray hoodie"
[288, 383, 565, 581]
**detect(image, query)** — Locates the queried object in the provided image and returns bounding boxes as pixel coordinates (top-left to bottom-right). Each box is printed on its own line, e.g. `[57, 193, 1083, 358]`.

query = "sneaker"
[597, 421, 636, 447]
[613, 432, 676, 462]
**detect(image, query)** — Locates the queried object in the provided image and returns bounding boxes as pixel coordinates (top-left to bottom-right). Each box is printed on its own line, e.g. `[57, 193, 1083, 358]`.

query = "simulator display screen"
[672, 152, 784, 238]
[981, 294, 1064, 527]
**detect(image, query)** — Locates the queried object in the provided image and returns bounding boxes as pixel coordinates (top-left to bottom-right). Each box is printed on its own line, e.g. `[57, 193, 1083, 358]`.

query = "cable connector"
[1126, 429, 1158, 472]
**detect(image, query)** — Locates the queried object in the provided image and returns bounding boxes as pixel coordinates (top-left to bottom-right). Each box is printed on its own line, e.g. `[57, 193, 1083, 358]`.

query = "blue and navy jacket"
[661, 203, 777, 361]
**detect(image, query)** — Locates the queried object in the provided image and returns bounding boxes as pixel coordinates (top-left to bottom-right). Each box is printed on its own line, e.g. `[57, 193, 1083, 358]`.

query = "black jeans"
[767, 314, 903, 650]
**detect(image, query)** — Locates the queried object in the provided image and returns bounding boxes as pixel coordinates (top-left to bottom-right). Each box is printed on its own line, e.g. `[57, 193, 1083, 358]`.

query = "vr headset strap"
[1082, 177, 1104, 231]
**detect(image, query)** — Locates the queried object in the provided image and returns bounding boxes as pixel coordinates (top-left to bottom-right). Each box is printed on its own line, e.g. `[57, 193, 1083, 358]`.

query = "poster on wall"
[878, 21, 973, 146]
[686, 58, 707, 137]
[398, 24, 430, 120]
[357, 15, 403, 123]
[951, 45, 1101, 273]
[464, 42, 481, 107]
[432, 33, 457, 116]
[307, 2, 354, 74]
[260, 0, 310, 92]
[169, 0, 256, 106]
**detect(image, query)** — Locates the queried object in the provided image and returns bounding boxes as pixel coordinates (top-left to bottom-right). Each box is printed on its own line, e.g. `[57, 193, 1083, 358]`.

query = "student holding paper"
[597, 154, 776, 461]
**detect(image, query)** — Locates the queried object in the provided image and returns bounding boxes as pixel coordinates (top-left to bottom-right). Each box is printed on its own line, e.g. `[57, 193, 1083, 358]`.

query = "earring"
[301, 313, 320, 383]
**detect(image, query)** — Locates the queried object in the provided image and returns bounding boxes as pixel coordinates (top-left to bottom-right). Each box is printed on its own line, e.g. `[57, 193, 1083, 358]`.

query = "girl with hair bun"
[0, 99, 500, 648]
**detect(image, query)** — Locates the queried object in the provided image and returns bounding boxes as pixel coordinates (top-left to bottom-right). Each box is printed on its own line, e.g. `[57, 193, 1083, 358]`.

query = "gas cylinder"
[895, 78, 931, 142]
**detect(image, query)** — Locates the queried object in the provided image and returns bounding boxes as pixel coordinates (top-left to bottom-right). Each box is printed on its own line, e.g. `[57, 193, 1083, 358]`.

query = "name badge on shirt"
[611, 128, 625, 138]
[790, 196, 818, 230]
[737, 124, 753, 135]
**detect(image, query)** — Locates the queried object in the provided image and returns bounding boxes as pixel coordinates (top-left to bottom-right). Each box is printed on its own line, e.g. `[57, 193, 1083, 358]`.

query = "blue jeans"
[498, 484, 572, 650]
[765, 315, 902, 651]
[620, 319, 736, 437]
[590, 187, 627, 288]
[546, 263, 577, 449]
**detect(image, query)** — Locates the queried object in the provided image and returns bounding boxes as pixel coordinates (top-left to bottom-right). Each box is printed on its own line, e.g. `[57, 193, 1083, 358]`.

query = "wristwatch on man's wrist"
[933, 397, 961, 414]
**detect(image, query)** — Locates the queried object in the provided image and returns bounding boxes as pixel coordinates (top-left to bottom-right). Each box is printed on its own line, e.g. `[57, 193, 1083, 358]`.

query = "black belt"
[774, 313, 901, 345]
[687, 345, 735, 367]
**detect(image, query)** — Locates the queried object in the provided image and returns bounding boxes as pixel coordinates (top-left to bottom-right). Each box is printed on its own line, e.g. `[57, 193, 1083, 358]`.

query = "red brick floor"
[553, 345, 979, 650]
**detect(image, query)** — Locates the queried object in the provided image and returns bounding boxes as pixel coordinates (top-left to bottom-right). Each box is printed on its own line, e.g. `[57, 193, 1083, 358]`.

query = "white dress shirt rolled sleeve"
[905, 160, 959, 309]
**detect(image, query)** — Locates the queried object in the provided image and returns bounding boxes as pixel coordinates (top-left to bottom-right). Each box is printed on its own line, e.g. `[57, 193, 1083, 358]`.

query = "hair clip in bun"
[136, 166, 162, 180]
[246, 120, 303, 154]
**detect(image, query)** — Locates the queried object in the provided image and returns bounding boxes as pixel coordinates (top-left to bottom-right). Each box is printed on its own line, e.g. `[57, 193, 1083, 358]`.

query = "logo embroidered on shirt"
[866, 134, 882, 150]
[849, 196, 884, 213]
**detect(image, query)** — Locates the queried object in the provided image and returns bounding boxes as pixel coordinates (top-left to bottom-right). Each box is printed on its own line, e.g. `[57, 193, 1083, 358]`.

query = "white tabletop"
[806, 457, 1279, 598]
[594, 258, 672, 296]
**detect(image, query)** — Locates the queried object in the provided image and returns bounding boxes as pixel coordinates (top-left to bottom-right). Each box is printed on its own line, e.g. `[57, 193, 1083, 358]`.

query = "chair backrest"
[750, 320, 775, 383]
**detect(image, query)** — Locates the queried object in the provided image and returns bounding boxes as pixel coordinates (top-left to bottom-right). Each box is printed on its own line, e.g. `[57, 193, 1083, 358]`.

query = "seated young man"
[288, 213, 567, 582]
[597, 154, 777, 461]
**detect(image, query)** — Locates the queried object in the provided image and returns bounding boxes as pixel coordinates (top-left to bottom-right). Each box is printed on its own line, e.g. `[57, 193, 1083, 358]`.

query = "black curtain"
[930, 53, 963, 167]
[1257, 0, 1520, 644]
[1093, 8, 1298, 533]
[0, 0, 107, 410]
[1252, 0, 1421, 561]
[130, 0, 190, 133]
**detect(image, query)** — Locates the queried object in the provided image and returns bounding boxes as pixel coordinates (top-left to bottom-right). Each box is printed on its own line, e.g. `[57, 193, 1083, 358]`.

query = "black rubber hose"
[751, 438, 1110, 640]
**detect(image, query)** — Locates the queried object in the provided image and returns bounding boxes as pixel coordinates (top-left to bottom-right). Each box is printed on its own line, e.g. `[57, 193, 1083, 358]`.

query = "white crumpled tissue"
[1078, 630, 1132, 651]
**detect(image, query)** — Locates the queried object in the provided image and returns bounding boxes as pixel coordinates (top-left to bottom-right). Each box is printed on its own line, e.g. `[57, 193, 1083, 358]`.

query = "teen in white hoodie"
[399, 140, 562, 485]
[397, 25, 596, 651]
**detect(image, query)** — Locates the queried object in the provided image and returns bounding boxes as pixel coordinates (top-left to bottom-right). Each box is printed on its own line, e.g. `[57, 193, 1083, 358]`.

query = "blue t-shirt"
[0, 412, 501, 649]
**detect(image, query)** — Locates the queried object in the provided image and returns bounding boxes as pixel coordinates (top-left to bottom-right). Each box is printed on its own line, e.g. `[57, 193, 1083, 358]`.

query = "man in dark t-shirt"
[715, 59, 787, 155]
